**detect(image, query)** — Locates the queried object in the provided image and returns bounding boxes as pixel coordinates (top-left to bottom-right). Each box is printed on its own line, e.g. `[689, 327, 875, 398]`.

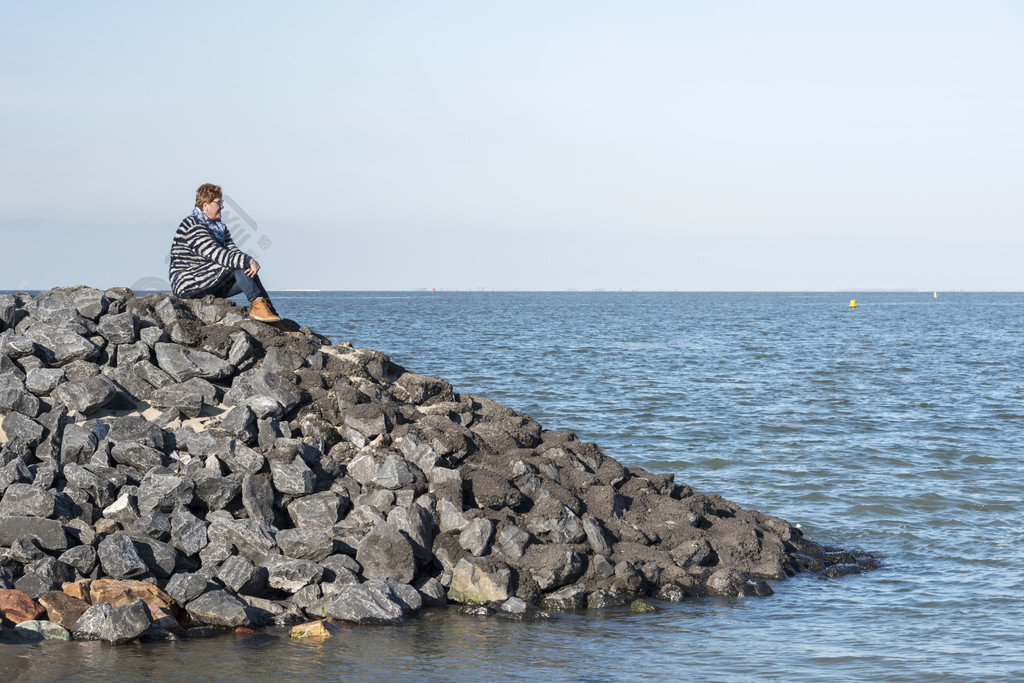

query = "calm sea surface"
[7, 291, 1023, 681]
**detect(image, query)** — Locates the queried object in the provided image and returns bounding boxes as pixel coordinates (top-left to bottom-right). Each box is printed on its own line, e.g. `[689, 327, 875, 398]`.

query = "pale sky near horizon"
[1, 1, 1022, 292]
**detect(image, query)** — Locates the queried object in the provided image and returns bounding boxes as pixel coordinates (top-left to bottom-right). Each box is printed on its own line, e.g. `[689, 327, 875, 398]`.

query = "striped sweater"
[169, 215, 251, 298]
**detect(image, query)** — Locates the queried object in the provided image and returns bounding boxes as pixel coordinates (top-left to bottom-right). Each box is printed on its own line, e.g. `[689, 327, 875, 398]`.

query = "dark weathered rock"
[58, 545, 98, 576]
[217, 555, 269, 596]
[127, 534, 179, 580]
[164, 571, 213, 606]
[154, 342, 234, 383]
[356, 521, 417, 584]
[287, 491, 346, 529]
[24, 322, 101, 367]
[24, 368, 65, 396]
[0, 483, 57, 517]
[0, 515, 68, 551]
[0, 411, 45, 447]
[269, 456, 315, 496]
[137, 469, 194, 514]
[264, 555, 323, 593]
[276, 528, 334, 563]
[317, 583, 405, 626]
[207, 519, 277, 564]
[51, 375, 118, 414]
[170, 506, 209, 557]
[190, 469, 241, 511]
[60, 424, 99, 464]
[97, 312, 139, 345]
[71, 599, 153, 645]
[186, 590, 260, 627]
[97, 533, 150, 580]
[240, 473, 276, 525]
[0, 375, 40, 417]
[64, 463, 116, 506]
[210, 405, 257, 444]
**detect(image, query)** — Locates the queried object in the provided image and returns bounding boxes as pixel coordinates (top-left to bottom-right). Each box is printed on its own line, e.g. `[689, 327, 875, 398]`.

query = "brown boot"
[249, 297, 282, 322]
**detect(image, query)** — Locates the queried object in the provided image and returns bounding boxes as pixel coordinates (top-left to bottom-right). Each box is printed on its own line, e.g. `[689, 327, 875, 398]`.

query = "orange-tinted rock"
[234, 626, 257, 635]
[38, 591, 91, 631]
[0, 589, 46, 626]
[88, 579, 178, 616]
[62, 579, 93, 603]
[288, 619, 344, 640]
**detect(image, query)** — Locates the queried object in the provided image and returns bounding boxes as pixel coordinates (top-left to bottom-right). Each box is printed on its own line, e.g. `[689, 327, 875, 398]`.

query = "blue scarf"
[191, 206, 228, 245]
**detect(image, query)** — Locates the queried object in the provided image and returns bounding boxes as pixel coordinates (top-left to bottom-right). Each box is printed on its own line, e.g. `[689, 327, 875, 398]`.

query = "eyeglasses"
[210, 199, 224, 206]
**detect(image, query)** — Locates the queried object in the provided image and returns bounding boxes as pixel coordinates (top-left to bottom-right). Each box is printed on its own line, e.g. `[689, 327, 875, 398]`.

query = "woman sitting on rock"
[169, 183, 281, 322]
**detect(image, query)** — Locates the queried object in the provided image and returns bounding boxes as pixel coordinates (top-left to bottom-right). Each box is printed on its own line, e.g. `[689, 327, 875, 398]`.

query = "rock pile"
[0, 286, 876, 643]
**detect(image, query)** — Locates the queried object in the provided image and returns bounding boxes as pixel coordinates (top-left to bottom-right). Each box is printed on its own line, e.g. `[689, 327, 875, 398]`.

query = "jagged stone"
[217, 555, 269, 596]
[97, 312, 139, 345]
[356, 521, 416, 583]
[0, 483, 57, 518]
[287, 491, 347, 529]
[60, 424, 99, 464]
[127, 533, 179, 580]
[0, 516, 68, 551]
[154, 342, 234, 383]
[97, 533, 149, 580]
[317, 583, 405, 626]
[24, 367, 65, 396]
[0, 375, 41, 417]
[58, 545, 98, 576]
[240, 472, 275, 525]
[186, 590, 259, 627]
[164, 572, 213, 606]
[63, 463, 116, 506]
[269, 456, 315, 496]
[540, 583, 587, 611]
[24, 322, 101, 367]
[459, 518, 495, 557]
[190, 469, 241, 511]
[206, 519, 277, 564]
[51, 374, 118, 414]
[264, 555, 323, 593]
[0, 588, 46, 625]
[170, 506, 209, 557]
[72, 599, 153, 645]
[210, 405, 257, 444]
[387, 504, 435, 563]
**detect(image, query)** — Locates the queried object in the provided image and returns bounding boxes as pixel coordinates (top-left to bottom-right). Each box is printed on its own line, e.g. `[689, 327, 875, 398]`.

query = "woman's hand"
[246, 259, 260, 278]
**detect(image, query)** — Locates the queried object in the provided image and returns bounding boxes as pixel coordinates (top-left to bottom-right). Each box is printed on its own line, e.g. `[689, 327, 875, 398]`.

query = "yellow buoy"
[934, 292, 937, 298]
[849, 299, 856, 308]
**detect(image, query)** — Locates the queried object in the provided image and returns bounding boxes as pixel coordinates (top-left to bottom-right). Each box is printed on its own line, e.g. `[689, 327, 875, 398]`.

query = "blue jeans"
[207, 270, 270, 303]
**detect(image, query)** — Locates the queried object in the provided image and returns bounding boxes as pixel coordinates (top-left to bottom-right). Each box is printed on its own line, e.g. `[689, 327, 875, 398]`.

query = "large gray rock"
[170, 506, 210, 557]
[148, 385, 204, 418]
[207, 519, 277, 563]
[24, 322, 101, 366]
[0, 332, 36, 358]
[0, 375, 40, 417]
[136, 469, 194, 514]
[0, 515, 68, 551]
[186, 590, 260, 627]
[51, 375, 118, 414]
[287, 491, 346, 529]
[164, 571, 213, 606]
[317, 583, 405, 626]
[522, 544, 585, 592]
[275, 528, 334, 563]
[356, 521, 416, 583]
[59, 424, 99, 464]
[217, 555, 269, 596]
[269, 456, 315, 496]
[459, 517, 495, 557]
[240, 473, 275, 525]
[225, 369, 303, 415]
[388, 504, 435, 563]
[209, 405, 257, 445]
[63, 463, 116, 507]
[97, 533, 150, 580]
[154, 342, 234, 383]
[105, 414, 166, 450]
[0, 483, 58, 518]
[190, 469, 241, 511]
[71, 599, 153, 645]
[2, 412, 45, 447]
[263, 555, 324, 593]
[127, 533, 179, 579]
[97, 312, 139, 344]
[24, 368, 66, 396]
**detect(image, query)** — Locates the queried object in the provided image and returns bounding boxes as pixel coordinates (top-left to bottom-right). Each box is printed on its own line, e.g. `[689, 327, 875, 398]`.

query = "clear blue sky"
[2, 1, 1022, 291]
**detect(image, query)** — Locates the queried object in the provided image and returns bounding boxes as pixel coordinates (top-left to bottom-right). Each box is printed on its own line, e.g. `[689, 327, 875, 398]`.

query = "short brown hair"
[195, 183, 223, 208]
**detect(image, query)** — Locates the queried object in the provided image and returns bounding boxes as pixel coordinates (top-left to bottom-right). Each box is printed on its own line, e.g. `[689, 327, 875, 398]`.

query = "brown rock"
[62, 579, 93, 603]
[0, 589, 46, 626]
[288, 619, 344, 640]
[89, 579, 178, 616]
[38, 591, 91, 630]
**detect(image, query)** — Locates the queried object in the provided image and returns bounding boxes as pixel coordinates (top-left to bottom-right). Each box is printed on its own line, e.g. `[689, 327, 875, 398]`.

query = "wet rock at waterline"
[0, 286, 877, 644]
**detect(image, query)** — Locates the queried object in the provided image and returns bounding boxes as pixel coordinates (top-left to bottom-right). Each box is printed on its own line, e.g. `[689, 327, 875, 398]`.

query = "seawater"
[6, 292, 1024, 682]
